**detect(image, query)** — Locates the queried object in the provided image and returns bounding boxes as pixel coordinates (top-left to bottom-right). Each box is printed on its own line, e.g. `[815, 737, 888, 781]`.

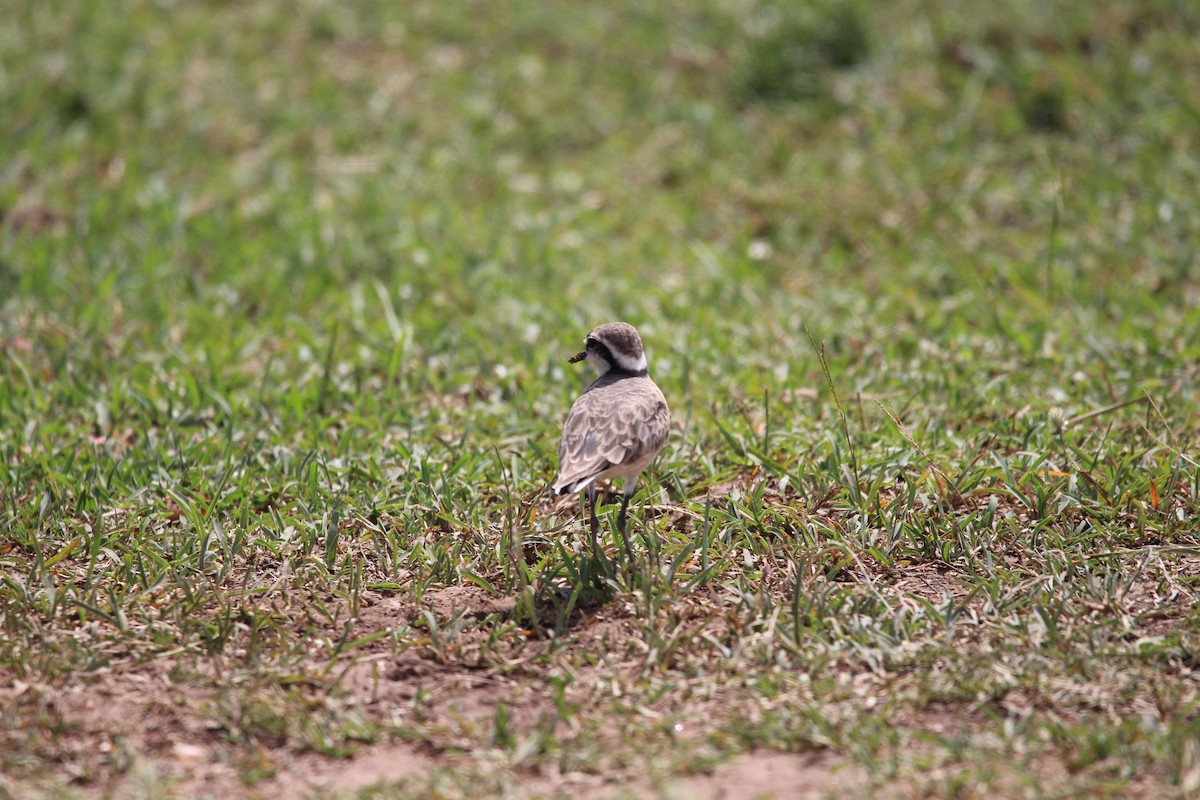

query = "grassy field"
[3, 0, 1200, 797]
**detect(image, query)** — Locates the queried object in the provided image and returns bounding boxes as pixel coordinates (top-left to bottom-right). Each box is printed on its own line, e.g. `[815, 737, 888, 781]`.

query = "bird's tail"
[552, 470, 604, 496]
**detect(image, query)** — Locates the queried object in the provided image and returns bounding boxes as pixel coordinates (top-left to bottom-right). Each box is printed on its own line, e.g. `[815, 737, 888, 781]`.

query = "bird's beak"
[568, 351, 587, 364]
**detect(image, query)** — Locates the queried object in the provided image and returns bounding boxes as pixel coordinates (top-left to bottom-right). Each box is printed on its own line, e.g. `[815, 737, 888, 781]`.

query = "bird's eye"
[585, 338, 598, 350]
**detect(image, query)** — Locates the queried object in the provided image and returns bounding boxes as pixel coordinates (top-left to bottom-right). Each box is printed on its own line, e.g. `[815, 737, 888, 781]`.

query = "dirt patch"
[671, 751, 865, 800]
[4, 671, 214, 796]
[889, 561, 965, 603]
[263, 742, 435, 799]
[352, 589, 415, 632]
[422, 584, 517, 620]
[3, 652, 460, 800]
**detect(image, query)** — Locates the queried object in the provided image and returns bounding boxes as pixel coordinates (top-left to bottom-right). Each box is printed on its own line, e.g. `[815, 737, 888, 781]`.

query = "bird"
[552, 322, 670, 560]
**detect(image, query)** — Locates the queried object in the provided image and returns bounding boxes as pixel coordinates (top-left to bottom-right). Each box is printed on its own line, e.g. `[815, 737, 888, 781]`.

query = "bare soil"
[0, 576, 876, 800]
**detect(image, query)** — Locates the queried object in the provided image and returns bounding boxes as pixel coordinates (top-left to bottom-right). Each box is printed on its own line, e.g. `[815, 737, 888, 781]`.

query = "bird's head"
[569, 321, 648, 377]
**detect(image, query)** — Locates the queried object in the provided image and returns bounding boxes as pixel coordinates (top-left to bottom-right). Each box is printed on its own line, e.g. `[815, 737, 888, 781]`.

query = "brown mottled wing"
[554, 377, 669, 493]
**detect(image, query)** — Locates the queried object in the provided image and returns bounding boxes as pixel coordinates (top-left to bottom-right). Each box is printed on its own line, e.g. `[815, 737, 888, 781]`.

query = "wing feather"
[553, 375, 669, 494]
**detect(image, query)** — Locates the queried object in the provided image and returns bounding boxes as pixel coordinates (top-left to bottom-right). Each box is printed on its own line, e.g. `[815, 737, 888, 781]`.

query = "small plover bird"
[553, 322, 669, 559]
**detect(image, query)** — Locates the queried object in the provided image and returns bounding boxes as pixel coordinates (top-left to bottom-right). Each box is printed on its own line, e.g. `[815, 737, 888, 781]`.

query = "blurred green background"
[4, 1, 1197, 427]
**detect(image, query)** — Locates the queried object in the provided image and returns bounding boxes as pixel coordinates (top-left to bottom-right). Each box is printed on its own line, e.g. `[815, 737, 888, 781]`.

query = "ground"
[2, 1, 1199, 798]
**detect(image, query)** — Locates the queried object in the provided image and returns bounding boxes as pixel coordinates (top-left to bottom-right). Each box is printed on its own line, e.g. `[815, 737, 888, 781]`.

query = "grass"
[2, 0, 1200, 797]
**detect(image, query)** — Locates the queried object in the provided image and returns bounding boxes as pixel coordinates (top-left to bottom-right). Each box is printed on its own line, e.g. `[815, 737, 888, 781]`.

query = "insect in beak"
[568, 351, 587, 363]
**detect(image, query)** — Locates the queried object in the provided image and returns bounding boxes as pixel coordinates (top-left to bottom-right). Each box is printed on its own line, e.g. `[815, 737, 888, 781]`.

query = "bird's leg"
[587, 483, 601, 561]
[616, 486, 635, 563]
